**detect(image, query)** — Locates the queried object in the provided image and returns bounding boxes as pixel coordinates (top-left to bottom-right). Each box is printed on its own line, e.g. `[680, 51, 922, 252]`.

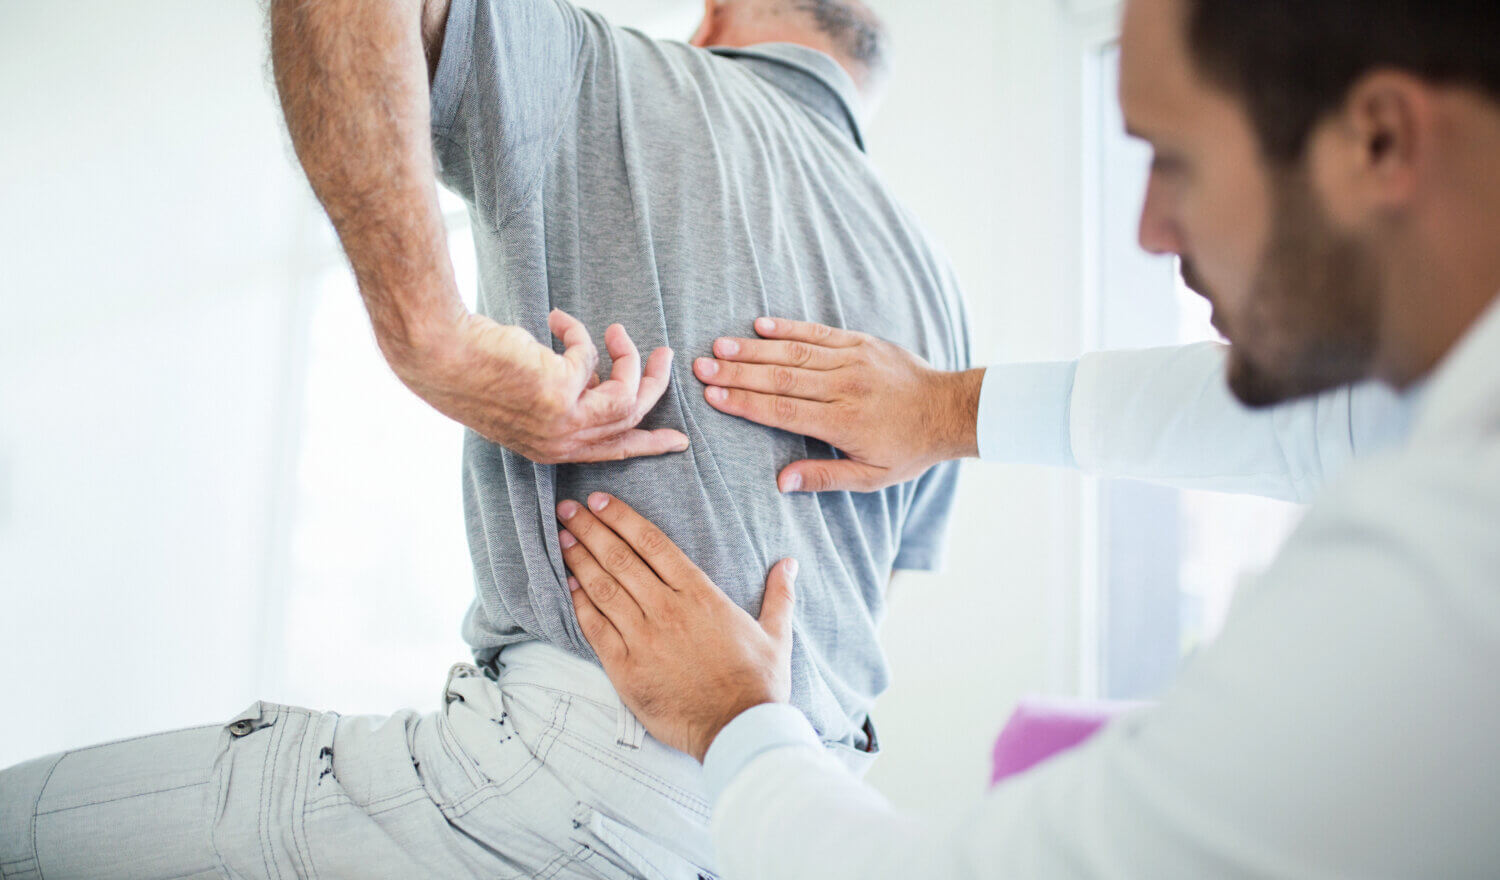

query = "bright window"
[1084, 44, 1301, 699]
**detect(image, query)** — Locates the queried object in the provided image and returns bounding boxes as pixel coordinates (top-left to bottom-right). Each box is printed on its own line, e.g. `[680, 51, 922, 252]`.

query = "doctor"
[553, 0, 1500, 875]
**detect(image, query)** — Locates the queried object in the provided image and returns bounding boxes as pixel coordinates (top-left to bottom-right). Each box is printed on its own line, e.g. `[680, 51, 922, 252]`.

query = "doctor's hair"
[792, 0, 889, 83]
[1184, 0, 1500, 163]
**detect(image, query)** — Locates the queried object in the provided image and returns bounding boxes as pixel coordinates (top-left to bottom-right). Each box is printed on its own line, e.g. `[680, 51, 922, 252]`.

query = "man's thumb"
[759, 558, 798, 644]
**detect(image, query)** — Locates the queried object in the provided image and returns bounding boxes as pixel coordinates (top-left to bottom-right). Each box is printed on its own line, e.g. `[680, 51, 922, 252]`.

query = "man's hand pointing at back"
[396, 308, 688, 464]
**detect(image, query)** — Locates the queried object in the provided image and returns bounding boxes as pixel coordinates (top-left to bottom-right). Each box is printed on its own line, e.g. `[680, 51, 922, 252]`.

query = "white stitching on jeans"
[551, 725, 709, 817]
[34, 781, 209, 816]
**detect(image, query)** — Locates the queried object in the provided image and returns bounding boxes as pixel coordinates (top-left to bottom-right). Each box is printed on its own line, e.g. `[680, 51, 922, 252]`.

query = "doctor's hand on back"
[692, 318, 985, 492]
[554, 491, 799, 763]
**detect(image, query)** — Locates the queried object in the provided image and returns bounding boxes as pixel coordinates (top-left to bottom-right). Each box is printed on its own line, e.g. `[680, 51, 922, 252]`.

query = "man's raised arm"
[268, 0, 687, 464]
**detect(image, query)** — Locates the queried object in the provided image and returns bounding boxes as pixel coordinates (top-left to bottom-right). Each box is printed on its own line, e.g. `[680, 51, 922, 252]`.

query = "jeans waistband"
[489, 641, 880, 779]
[494, 640, 650, 749]
[494, 641, 628, 711]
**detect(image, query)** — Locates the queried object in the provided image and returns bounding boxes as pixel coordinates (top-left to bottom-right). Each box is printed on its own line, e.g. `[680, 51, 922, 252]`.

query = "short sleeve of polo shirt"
[428, 0, 594, 223]
[892, 460, 961, 572]
[893, 258, 973, 574]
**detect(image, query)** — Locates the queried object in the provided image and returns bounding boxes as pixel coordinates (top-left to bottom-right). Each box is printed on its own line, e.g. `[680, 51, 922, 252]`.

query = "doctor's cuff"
[976, 360, 1079, 468]
[703, 703, 822, 805]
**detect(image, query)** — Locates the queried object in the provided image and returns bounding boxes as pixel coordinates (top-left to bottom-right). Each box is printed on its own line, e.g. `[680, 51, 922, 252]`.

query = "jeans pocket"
[570, 804, 718, 880]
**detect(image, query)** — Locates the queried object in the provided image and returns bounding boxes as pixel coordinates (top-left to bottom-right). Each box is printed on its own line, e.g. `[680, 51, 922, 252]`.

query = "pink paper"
[991, 697, 1141, 785]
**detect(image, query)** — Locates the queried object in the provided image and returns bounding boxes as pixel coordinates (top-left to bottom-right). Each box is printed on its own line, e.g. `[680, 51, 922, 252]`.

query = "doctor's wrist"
[691, 698, 778, 764]
[928, 367, 984, 463]
[701, 702, 823, 804]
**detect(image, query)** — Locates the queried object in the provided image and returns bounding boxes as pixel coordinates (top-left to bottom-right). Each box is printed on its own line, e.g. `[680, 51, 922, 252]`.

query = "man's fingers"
[709, 337, 847, 371]
[586, 344, 676, 431]
[580, 492, 705, 590]
[694, 358, 832, 401]
[758, 558, 798, 646]
[602, 323, 642, 400]
[562, 428, 690, 462]
[702, 386, 831, 438]
[752, 317, 862, 348]
[551, 309, 599, 386]
[569, 577, 627, 663]
[632, 346, 675, 418]
[559, 499, 666, 611]
[542, 315, 675, 433]
[778, 459, 892, 494]
[580, 340, 673, 426]
[574, 360, 637, 429]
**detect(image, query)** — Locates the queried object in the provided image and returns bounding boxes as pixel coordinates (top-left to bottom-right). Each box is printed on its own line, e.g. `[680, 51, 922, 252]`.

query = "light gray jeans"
[0, 642, 719, 880]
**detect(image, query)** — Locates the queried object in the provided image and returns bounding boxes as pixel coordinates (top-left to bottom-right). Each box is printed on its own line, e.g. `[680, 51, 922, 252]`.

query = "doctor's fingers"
[694, 358, 835, 401]
[778, 458, 894, 494]
[702, 386, 842, 441]
[710, 336, 849, 371]
[751, 317, 864, 348]
[559, 499, 669, 613]
[579, 492, 707, 593]
[559, 530, 647, 635]
[570, 579, 628, 663]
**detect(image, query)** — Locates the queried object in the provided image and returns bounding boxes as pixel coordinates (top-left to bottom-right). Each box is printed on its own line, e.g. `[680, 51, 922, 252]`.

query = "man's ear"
[689, 0, 720, 48]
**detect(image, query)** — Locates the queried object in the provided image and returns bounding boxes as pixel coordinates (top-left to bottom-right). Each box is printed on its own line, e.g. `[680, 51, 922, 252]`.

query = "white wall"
[0, 0, 1109, 827]
[0, 0, 317, 762]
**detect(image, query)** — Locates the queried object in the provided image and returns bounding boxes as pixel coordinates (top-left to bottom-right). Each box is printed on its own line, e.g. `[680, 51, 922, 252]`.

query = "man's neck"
[710, 35, 872, 124]
[701, 21, 864, 99]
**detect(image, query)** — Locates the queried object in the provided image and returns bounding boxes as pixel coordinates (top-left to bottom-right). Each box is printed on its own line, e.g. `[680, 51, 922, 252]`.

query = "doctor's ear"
[1327, 71, 1434, 218]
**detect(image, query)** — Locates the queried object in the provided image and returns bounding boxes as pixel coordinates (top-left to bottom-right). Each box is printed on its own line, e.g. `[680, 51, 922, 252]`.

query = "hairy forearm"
[270, 0, 460, 372]
[933, 367, 984, 461]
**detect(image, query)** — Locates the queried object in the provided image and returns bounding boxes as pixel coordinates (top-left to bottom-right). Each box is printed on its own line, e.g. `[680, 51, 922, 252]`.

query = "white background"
[1, 0, 1145, 824]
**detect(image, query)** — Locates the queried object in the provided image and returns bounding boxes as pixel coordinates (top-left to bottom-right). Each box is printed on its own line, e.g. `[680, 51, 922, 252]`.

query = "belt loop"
[444, 662, 477, 705]
[616, 703, 646, 750]
[861, 714, 880, 753]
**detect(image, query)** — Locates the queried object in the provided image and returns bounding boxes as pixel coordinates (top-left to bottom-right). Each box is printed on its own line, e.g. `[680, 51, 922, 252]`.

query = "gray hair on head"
[792, 0, 889, 83]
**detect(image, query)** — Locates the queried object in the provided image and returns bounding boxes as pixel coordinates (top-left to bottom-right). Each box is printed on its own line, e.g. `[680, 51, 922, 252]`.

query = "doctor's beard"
[1180, 172, 1382, 409]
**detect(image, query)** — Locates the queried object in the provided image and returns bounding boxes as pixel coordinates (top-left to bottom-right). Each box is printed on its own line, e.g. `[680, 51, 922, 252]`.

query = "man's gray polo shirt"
[430, 0, 972, 752]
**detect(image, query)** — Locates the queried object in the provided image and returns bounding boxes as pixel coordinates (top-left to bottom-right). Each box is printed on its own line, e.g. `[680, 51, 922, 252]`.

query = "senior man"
[0, 0, 974, 878]
[554, 0, 1500, 876]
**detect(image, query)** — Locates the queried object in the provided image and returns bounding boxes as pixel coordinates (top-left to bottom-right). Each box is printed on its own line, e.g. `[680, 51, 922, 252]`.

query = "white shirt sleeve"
[702, 703, 824, 802]
[977, 343, 1412, 502]
[709, 446, 1500, 878]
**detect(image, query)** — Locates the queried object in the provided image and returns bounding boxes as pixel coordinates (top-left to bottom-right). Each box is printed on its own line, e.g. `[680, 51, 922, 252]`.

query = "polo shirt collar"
[710, 42, 867, 152]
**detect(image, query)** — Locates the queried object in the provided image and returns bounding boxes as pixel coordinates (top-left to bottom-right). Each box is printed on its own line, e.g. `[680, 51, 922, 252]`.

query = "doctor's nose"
[1137, 175, 1184, 256]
